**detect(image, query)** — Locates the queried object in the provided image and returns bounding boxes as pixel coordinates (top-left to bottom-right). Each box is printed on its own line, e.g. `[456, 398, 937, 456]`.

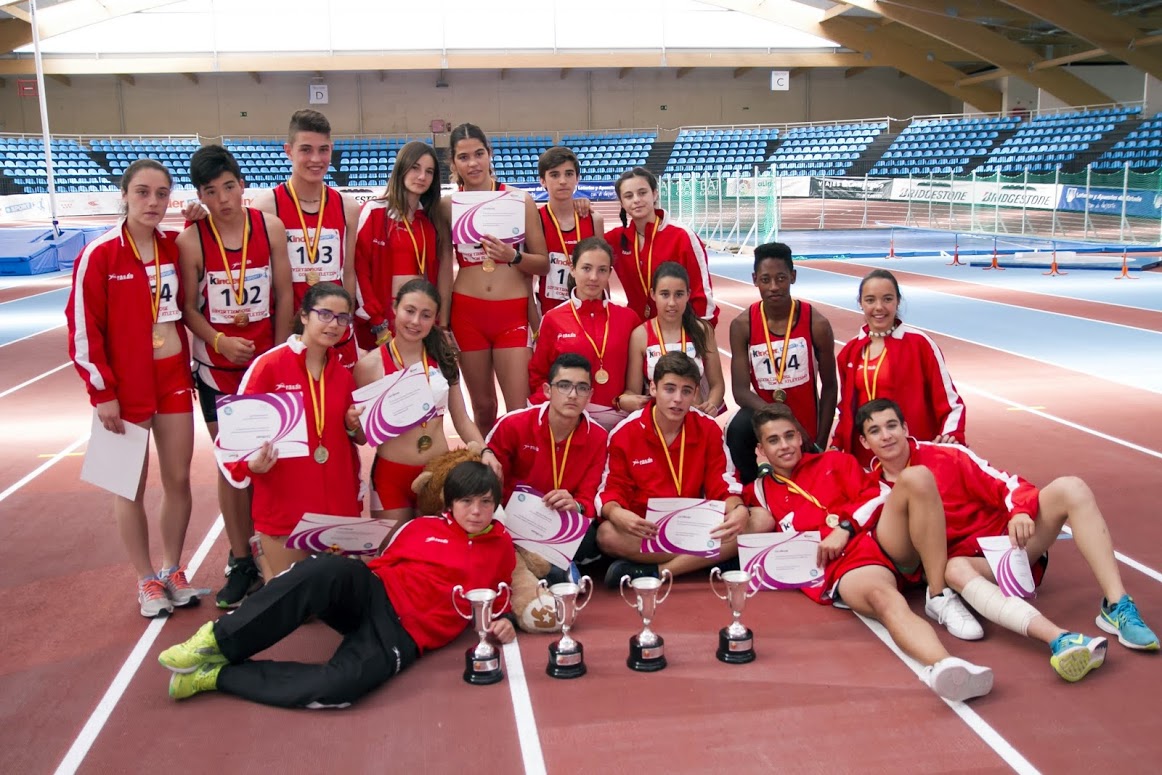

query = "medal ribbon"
[633, 218, 660, 304]
[548, 422, 575, 491]
[126, 227, 161, 323]
[400, 212, 427, 276]
[772, 473, 826, 511]
[760, 298, 797, 387]
[651, 406, 686, 494]
[207, 211, 250, 306]
[651, 318, 687, 359]
[546, 203, 578, 257]
[861, 340, 888, 401]
[305, 359, 326, 444]
[568, 298, 610, 371]
[390, 339, 432, 432]
[286, 182, 328, 265]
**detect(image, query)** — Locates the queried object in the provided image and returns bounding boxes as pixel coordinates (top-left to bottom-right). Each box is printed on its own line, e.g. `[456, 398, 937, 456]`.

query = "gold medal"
[773, 389, 787, 402]
[482, 257, 496, 273]
[314, 445, 329, 464]
[417, 435, 433, 452]
[233, 311, 249, 327]
[306, 270, 320, 286]
[595, 368, 609, 385]
[825, 513, 840, 529]
[152, 327, 165, 350]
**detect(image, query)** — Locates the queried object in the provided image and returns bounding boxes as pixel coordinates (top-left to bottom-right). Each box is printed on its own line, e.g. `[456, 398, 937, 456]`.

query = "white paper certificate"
[451, 190, 526, 249]
[738, 531, 825, 592]
[641, 498, 724, 558]
[353, 363, 438, 446]
[977, 536, 1037, 598]
[285, 514, 393, 556]
[500, 486, 591, 570]
[214, 391, 309, 464]
[80, 411, 149, 500]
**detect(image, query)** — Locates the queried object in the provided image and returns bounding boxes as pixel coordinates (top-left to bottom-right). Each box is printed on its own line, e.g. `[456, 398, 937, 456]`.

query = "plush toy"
[411, 443, 561, 633]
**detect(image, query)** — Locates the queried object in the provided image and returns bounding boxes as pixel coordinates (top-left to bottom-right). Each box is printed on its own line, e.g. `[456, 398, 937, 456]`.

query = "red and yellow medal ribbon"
[652, 318, 687, 359]
[760, 298, 797, 387]
[861, 340, 888, 401]
[651, 406, 686, 493]
[546, 203, 578, 256]
[400, 211, 427, 276]
[126, 227, 161, 323]
[286, 182, 327, 265]
[633, 218, 660, 304]
[548, 422, 575, 491]
[772, 473, 825, 510]
[568, 298, 611, 373]
[305, 360, 326, 443]
[207, 211, 250, 306]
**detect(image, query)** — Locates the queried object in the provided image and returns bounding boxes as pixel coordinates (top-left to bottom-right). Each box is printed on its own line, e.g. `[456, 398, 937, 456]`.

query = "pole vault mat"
[0, 227, 85, 275]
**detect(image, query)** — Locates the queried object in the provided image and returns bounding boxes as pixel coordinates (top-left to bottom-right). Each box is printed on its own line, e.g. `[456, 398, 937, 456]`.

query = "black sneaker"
[604, 559, 659, 590]
[216, 554, 262, 609]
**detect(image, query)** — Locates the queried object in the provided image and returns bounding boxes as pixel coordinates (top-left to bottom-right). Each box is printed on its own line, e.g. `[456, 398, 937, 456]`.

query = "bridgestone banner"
[887, 179, 1059, 210]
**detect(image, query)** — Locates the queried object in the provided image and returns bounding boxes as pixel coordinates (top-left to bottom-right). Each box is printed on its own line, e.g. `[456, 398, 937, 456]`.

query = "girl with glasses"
[221, 282, 366, 577]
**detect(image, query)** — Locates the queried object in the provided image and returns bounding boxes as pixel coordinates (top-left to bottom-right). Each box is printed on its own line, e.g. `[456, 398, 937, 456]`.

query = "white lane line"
[1059, 526, 1162, 585]
[0, 362, 70, 400]
[854, 613, 1041, 775]
[502, 639, 548, 775]
[0, 286, 70, 305]
[0, 324, 65, 349]
[53, 516, 225, 775]
[0, 433, 88, 505]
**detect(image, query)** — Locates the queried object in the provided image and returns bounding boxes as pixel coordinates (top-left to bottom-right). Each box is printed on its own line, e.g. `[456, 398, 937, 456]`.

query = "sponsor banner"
[1057, 185, 1162, 218]
[505, 180, 619, 202]
[809, 177, 892, 200]
[725, 176, 811, 198]
[888, 178, 1059, 210]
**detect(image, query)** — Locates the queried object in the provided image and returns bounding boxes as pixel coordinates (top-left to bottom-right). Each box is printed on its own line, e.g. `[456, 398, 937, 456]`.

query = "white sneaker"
[921, 657, 993, 702]
[925, 588, 984, 640]
[138, 578, 174, 618]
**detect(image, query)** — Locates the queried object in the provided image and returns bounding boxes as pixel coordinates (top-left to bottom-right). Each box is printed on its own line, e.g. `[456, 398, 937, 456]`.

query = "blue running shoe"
[1096, 595, 1160, 651]
[1049, 632, 1108, 682]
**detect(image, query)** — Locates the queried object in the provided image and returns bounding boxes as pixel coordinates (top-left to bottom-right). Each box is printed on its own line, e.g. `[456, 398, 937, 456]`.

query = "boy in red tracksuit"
[159, 462, 516, 708]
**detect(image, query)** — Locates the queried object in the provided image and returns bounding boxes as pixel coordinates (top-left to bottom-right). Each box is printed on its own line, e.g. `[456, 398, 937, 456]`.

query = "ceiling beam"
[839, 0, 1112, 107]
[1, 3, 29, 23]
[821, 2, 853, 22]
[2, 0, 184, 55]
[998, 0, 1162, 83]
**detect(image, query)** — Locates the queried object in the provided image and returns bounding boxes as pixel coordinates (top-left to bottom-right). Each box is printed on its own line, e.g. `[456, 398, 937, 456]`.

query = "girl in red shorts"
[437, 123, 551, 433]
[353, 279, 502, 529]
[66, 159, 198, 618]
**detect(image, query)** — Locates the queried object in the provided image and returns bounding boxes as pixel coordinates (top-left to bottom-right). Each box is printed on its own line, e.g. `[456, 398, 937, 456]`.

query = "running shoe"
[138, 578, 174, 618]
[1049, 632, 1108, 682]
[215, 554, 262, 609]
[604, 559, 658, 590]
[158, 621, 227, 674]
[168, 663, 222, 700]
[160, 566, 201, 608]
[925, 587, 984, 641]
[1096, 595, 1160, 651]
[920, 656, 993, 702]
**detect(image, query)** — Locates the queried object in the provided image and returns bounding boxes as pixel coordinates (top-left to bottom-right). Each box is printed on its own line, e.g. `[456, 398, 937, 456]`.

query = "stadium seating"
[763, 122, 885, 177]
[560, 132, 656, 180]
[335, 137, 434, 188]
[870, 115, 1019, 177]
[666, 128, 777, 176]
[1093, 112, 1162, 172]
[976, 106, 1140, 175]
[91, 137, 201, 189]
[0, 137, 118, 193]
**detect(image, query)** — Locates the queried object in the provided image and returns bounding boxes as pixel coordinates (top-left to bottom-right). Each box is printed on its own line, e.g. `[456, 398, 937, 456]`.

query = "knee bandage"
[961, 576, 1040, 636]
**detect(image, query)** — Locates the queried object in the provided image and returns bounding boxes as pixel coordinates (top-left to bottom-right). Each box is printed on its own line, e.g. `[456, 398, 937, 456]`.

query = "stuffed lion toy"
[412, 442, 562, 633]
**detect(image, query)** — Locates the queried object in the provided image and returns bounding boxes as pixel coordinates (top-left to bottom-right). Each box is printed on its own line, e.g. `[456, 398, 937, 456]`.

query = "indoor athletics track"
[2, 220, 1160, 774]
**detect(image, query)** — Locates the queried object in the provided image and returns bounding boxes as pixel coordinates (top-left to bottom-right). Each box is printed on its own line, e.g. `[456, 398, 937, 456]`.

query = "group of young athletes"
[65, 109, 1158, 710]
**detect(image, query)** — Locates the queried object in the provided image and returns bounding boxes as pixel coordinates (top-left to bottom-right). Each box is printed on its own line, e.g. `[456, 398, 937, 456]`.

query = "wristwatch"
[510, 245, 523, 265]
[838, 519, 857, 537]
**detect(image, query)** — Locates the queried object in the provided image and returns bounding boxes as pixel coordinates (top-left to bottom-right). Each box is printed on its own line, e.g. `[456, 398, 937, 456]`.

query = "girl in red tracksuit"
[604, 166, 718, 327]
[66, 159, 199, 619]
[833, 270, 966, 466]
[223, 282, 365, 577]
[354, 142, 443, 349]
[159, 462, 517, 708]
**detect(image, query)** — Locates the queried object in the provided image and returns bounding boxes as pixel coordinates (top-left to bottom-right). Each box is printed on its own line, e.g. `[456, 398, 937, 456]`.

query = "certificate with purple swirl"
[499, 485, 591, 570]
[214, 391, 308, 464]
[977, 536, 1037, 598]
[286, 514, 392, 557]
[641, 498, 724, 558]
[738, 531, 825, 592]
[353, 363, 438, 446]
[451, 190, 526, 247]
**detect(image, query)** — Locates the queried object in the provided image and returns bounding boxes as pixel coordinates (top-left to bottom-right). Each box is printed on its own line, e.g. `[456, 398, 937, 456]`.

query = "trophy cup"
[451, 582, 511, 685]
[709, 567, 758, 664]
[537, 575, 593, 679]
[620, 569, 673, 672]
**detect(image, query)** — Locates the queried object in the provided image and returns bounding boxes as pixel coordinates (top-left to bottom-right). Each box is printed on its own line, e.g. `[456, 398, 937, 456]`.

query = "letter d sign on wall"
[309, 84, 329, 105]
[770, 71, 789, 91]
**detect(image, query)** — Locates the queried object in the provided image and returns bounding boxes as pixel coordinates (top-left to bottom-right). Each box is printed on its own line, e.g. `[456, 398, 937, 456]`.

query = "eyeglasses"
[551, 380, 593, 397]
[310, 308, 353, 327]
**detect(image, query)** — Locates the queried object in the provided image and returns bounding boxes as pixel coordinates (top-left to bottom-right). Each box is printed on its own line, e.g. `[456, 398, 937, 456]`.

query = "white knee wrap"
[961, 576, 1039, 637]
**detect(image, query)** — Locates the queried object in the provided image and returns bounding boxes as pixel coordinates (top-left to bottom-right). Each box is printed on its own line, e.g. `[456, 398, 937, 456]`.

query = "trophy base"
[547, 641, 587, 679]
[627, 634, 667, 672]
[463, 647, 504, 685]
[717, 627, 756, 664]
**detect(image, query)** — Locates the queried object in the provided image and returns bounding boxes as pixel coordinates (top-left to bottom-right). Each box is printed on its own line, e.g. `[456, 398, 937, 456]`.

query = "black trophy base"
[463, 647, 504, 685]
[717, 627, 756, 664]
[627, 634, 667, 672]
[547, 641, 587, 679]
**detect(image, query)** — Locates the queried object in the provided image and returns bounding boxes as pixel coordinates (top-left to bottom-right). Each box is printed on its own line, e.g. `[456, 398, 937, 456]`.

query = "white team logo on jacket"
[779, 512, 795, 532]
[632, 457, 655, 466]
[557, 332, 577, 340]
[425, 537, 449, 544]
[275, 383, 303, 391]
[107, 273, 134, 281]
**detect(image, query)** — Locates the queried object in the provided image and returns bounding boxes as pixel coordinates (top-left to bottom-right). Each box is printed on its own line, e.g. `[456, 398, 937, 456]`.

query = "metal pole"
[1021, 167, 1029, 236]
[1119, 161, 1130, 244]
[771, 168, 780, 242]
[861, 173, 869, 228]
[818, 174, 826, 230]
[927, 171, 934, 228]
[1051, 165, 1059, 239]
[948, 170, 955, 228]
[715, 170, 723, 242]
[1083, 164, 1092, 238]
[905, 172, 914, 227]
[29, 0, 60, 237]
[752, 165, 760, 248]
[702, 170, 710, 234]
[970, 169, 977, 231]
[993, 170, 1000, 234]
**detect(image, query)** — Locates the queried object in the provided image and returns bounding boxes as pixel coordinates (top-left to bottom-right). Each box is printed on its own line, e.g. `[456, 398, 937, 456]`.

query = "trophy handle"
[536, 578, 550, 597]
[619, 575, 635, 607]
[491, 581, 512, 620]
[708, 566, 728, 601]
[574, 575, 594, 612]
[656, 569, 674, 604]
[450, 584, 471, 621]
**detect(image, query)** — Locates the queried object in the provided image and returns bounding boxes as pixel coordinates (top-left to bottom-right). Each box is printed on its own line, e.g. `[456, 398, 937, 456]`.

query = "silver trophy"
[451, 582, 511, 685]
[709, 567, 758, 664]
[537, 575, 593, 679]
[620, 569, 673, 671]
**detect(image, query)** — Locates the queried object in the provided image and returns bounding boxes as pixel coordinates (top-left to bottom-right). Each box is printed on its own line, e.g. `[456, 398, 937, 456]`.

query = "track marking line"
[1060, 526, 1162, 585]
[0, 286, 70, 306]
[0, 433, 88, 505]
[0, 362, 71, 400]
[502, 640, 547, 775]
[38, 452, 84, 458]
[854, 613, 1040, 774]
[0, 324, 66, 349]
[1005, 405, 1046, 412]
[53, 516, 225, 775]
